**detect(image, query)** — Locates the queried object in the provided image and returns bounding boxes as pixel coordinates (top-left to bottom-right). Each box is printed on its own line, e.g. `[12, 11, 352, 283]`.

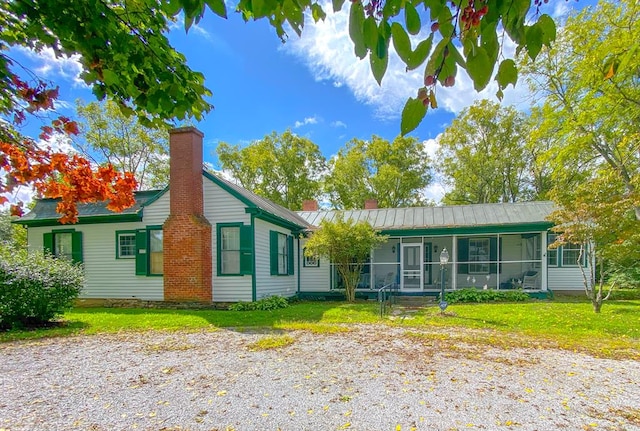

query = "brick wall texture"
[163, 127, 213, 302]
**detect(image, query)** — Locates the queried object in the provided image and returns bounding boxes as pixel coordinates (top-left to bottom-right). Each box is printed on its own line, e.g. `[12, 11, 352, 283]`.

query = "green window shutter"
[240, 225, 253, 275]
[457, 238, 468, 274]
[71, 231, 83, 264]
[135, 229, 148, 275]
[287, 235, 294, 275]
[43, 232, 53, 255]
[269, 230, 279, 275]
[489, 237, 497, 274]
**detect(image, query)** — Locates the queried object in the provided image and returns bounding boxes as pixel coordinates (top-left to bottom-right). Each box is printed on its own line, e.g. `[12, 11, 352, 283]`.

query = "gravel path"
[1, 325, 639, 431]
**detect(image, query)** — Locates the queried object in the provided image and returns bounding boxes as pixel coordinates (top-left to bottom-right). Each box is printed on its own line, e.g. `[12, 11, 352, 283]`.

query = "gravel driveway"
[1, 325, 639, 431]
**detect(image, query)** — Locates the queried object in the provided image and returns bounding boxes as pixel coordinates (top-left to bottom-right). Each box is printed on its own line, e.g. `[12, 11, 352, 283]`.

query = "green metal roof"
[296, 201, 556, 232]
[16, 190, 162, 227]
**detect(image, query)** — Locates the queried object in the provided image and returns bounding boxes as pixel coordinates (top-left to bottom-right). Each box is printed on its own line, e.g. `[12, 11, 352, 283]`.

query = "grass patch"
[247, 334, 295, 351]
[1, 299, 639, 359]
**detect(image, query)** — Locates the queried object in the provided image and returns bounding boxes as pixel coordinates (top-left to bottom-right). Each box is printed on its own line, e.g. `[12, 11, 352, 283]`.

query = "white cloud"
[331, 120, 347, 128]
[282, 3, 533, 119]
[294, 116, 319, 128]
[15, 46, 86, 88]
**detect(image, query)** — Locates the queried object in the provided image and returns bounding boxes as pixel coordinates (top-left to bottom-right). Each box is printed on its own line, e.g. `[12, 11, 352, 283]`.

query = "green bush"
[445, 288, 530, 304]
[609, 288, 640, 300]
[0, 247, 84, 329]
[228, 295, 290, 311]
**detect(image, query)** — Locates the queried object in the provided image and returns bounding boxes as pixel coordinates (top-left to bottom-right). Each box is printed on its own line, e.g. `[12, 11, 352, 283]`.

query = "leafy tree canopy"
[75, 100, 170, 191]
[325, 135, 431, 209]
[436, 99, 539, 205]
[521, 0, 640, 220]
[0, 0, 566, 218]
[217, 130, 326, 210]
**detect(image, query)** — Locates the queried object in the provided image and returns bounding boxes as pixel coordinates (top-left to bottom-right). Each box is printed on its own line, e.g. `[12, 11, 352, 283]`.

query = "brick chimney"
[163, 127, 212, 302]
[364, 199, 378, 209]
[302, 199, 319, 211]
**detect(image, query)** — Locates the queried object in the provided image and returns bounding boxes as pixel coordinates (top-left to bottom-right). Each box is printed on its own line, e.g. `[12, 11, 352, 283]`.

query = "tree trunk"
[592, 299, 602, 313]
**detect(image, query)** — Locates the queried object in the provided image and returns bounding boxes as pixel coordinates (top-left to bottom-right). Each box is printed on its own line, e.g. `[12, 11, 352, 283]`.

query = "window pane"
[118, 233, 136, 258]
[277, 233, 287, 275]
[469, 238, 489, 274]
[149, 230, 163, 274]
[562, 243, 583, 266]
[54, 233, 73, 260]
[547, 234, 558, 266]
[221, 227, 240, 251]
[222, 251, 240, 274]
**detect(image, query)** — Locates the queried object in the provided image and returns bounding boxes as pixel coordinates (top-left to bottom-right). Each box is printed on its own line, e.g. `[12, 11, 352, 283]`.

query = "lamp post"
[439, 248, 449, 314]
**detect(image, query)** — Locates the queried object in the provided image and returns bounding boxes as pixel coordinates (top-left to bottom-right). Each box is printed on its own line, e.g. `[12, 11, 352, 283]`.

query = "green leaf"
[496, 59, 518, 89]
[102, 70, 120, 87]
[311, 3, 326, 21]
[425, 37, 448, 77]
[424, 0, 443, 22]
[206, 0, 227, 18]
[525, 24, 543, 61]
[466, 46, 492, 91]
[537, 14, 556, 46]
[391, 22, 411, 64]
[370, 47, 388, 85]
[349, 2, 367, 59]
[405, 2, 421, 35]
[363, 16, 378, 51]
[438, 6, 454, 39]
[332, 0, 346, 12]
[382, 0, 402, 19]
[401, 97, 427, 135]
[406, 33, 433, 70]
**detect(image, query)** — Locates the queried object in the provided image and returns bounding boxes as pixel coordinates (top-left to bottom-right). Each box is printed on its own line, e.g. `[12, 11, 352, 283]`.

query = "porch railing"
[378, 282, 399, 317]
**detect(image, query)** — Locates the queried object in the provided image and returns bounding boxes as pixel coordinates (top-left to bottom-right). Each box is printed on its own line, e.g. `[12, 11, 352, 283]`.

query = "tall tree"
[521, 0, 640, 220]
[1, 0, 561, 216]
[435, 100, 537, 205]
[217, 130, 326, 210]
[549, 169, 640, 313]
[75, 100, 169, 190]
[325, 135, 431, 209]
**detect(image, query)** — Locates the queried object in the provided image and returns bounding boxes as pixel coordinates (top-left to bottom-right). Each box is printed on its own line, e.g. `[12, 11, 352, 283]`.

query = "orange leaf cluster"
[1, 73, 137, 223]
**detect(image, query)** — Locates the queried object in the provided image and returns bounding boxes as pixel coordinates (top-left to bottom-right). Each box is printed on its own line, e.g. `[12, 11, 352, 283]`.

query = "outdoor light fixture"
[439, 248, 449, 313]
[391, 245, 396, 254]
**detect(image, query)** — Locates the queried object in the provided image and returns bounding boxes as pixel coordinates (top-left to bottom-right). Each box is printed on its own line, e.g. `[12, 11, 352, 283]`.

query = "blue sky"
[8, 0, 592, 202]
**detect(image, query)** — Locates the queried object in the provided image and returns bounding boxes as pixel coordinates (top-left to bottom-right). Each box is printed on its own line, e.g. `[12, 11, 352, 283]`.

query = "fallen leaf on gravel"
[338, 423, 351, 429]
[217, 390, 227, 396]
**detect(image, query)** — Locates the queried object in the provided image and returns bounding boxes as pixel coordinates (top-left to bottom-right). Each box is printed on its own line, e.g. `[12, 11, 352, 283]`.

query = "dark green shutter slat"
[287, 235, 294, 275]
[43, 232, 53, 255]
[269, 230, 278, 275]
[457, 238, 468, 274]
[489, 237, 497, 274]
[240, 225, 253, 275]
[71, 231, 83, 264]
[135, 230, 148, 275]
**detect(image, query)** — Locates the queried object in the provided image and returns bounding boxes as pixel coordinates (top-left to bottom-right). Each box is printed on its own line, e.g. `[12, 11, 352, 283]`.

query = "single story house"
[16, 127, 589, 303]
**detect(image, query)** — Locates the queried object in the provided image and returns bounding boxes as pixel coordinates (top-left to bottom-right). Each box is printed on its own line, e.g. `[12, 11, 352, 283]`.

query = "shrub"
[0, 247, 84, 329]
[228, 295, 290, 311]
[445, 288, 530, 304]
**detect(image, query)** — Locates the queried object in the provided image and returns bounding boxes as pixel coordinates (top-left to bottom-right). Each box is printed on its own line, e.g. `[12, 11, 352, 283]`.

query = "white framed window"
[468, 238, 490, 274]
[277, 232, 288, 275]
[117, 232, 136, 258]
[220, 226, 241, 275]
[562, 242, 585, 267]
[149, 229, 163, 275]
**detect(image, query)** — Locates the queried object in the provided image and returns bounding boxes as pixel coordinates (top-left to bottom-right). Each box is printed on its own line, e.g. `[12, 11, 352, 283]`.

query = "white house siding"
[299, 238, 331, 292]
[203, 179, 252, 302]
[254, 218, 297, 299]
[27, 222, 164, 300]
[548, 267, 589, 291]
[141, 191, 170, 225]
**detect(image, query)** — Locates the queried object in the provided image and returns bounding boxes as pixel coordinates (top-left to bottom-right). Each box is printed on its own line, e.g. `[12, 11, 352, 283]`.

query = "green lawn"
[2, 299, 639, 359]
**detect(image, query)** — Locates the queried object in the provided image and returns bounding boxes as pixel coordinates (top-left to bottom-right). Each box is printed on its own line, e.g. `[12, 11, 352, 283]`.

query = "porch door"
[401, 243, 422, 290]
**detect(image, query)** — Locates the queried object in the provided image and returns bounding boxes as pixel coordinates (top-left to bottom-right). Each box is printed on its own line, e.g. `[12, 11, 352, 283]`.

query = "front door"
[401, 243, 422, 290]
